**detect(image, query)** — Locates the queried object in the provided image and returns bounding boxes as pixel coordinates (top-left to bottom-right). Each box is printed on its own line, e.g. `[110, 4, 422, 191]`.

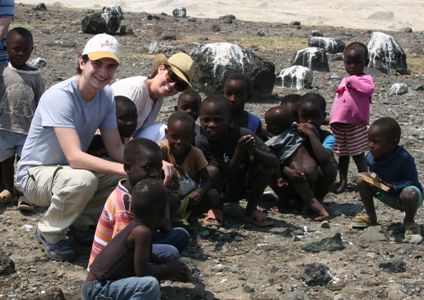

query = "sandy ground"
[17, 0, 424, 31]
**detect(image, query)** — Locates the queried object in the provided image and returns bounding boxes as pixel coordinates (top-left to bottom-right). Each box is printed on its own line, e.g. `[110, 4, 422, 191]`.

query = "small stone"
[257, 31, 265, 36]
[291, 21, 301, 26]
[401, 27, 413, 33]
[219, 14, 236, 24]
[297, 262, 332, 286]
[0, 251, 15, 275]
[389, 83, 408, 96]
[320, 221, 330, 228]
[34, 3, 47, 11]
[413, 84, 424, 91]
[211, 24, 221, 32]
[379, 257, 406, 273]
[301, 232, 345, 252]
[311, 30, 323, 37]
[361, 225, 390, 241]
[172, 7, 186, 18]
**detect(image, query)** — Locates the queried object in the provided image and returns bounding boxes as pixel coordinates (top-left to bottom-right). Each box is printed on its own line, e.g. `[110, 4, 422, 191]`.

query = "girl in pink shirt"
[329, 42, 375, 193]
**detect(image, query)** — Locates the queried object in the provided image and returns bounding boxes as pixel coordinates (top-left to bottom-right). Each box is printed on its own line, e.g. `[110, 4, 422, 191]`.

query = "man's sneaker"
[68, 226, 95, 246]
[35, 228, 76, 262]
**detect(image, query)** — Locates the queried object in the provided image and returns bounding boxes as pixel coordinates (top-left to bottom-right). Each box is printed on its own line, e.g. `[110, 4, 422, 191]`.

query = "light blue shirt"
[16, 76, 117, 190]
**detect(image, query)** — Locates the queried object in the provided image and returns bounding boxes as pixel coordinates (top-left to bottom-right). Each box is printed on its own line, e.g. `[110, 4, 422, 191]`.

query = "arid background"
[1, 3, 424, 299]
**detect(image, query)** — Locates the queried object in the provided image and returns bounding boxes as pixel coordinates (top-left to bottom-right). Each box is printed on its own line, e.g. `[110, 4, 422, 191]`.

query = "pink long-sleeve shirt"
[329, 74, 375, 125]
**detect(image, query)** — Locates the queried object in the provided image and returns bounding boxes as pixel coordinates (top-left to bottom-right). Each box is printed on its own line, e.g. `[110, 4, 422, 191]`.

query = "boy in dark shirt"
[83, 178, 191, 300]
[352, 117, 423, 239]
[196, 95, 279, 227]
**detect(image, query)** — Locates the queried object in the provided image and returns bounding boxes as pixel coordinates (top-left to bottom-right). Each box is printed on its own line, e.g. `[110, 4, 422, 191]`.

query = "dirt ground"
[1, 4, 424, 299]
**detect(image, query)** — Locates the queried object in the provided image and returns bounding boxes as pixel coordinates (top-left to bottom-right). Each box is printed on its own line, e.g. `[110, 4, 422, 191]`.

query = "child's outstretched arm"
[346, 75, 375, 96]
[297, 123, 332, 165]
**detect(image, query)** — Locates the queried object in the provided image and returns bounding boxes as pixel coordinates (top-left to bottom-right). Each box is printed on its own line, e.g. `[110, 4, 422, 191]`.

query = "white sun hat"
[82, 33, 120, 63]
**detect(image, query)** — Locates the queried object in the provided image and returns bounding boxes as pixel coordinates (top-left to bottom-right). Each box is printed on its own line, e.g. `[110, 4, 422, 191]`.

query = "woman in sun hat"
[15, 33, 126, 262]
[111, 52, 197, 140]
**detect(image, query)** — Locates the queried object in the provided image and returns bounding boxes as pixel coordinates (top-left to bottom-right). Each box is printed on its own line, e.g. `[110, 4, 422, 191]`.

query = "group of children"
[0, 26, 422, 299]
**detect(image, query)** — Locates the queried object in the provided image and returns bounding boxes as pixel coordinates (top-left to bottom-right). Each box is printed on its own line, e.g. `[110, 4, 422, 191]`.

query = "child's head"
[343, 42, 369, 76]
[223, 73, 252, 114]
[131, 178, 168, 225]
[199, 94, 231, 142]
[124, 138, 163, 186]
[6, 27, 34, 69]
[264, 105, 295, 136]
[280, 94, 301, 122]
[368, 117, 400, 160]
[175, 91, 202, 121]
[115, 96, 137, 139]
[166, 112, 195, 156]
[298, 92, 326, 128]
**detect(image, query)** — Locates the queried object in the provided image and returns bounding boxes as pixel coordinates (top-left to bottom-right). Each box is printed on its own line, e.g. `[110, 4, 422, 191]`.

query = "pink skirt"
[330, 123, 368, 156]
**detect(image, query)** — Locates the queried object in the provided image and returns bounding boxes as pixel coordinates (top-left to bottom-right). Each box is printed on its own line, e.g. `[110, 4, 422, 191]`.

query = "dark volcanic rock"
[298, 263, 332, 286]
[379, 257, 406, 273]
[81, 6, 123, 34]
[172, 7, 187, 18]
[291, 47, 330, 72]
[0, 251, 15, 275]
[367, 31, 408, 75]
[308, 37, 345, 54]
[219, 14, 236, 24]
[278, 65, 313, 90]
[301, 232, 345, 252]
[192, 42, 276, 98]
[389, 83, 408, 95]
[34, 3, 47, 11]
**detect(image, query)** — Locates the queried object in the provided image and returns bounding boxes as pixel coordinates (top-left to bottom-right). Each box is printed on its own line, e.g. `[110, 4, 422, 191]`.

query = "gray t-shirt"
[0, 63, 44, 134]
[16, 76, 117, 190]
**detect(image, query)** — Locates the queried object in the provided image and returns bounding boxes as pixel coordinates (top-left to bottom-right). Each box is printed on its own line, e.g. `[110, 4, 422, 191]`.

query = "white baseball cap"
[82, 33, 120, 63]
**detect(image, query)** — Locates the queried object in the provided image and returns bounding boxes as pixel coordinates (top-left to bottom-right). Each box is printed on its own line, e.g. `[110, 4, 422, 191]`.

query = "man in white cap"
[16, 34, 125, 261]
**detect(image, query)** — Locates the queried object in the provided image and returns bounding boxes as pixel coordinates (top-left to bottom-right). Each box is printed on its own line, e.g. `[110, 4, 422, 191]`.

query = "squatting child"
[330, 42, 375, 193]
[159, 112, 221, 226]
[83, 178, 191, 300]
[352, 117, 423, 239]
[223, 73, 262, 137]
[88, 95, 137, 157]
[264, 104, 329, 221]
[88, 138, 190, 268]
[0, 27, 44, 208]
[196, 95, 279, 227]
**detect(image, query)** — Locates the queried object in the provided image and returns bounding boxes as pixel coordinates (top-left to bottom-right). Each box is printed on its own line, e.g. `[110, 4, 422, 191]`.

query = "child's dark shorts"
[374, 185, 423, 211]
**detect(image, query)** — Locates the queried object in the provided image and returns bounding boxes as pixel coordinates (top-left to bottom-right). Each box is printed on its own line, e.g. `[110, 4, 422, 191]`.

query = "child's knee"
[205, 188, 220, 207]
[400, 187, 421, 209]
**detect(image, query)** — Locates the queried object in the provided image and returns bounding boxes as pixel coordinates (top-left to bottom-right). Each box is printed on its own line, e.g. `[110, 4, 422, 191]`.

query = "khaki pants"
[23, 165, 122, 243]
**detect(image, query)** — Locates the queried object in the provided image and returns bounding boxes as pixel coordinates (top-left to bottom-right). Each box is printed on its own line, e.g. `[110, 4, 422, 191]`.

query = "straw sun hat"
[153, 53, 197, 89]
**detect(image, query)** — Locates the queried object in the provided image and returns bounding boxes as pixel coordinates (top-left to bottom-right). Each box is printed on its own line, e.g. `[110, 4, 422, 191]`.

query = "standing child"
[83, 178, 191, 300]
[160, 112, 221, 226]
[223, 73, 262, 138]
[0, 27, 44, 206]
[196, 95, 278, 227]
[352, 117, 423, 239]
[330, 42, 375, 193]
[88, 138, 190, 268]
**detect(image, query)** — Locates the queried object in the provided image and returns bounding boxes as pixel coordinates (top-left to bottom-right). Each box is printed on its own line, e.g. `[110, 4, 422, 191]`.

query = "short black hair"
[224, 73, 252, 94]
[124, 138, 161, 165]
[177, 91, 201, 105]
[115, 95, 136, 114]
[8, 27, 33, 45]
[167, 111, 195, 131]
[370, 117, 401, 140]
[300, 92, 326, 112]
[345, 42, 369, 60]
[201, 94, 231, 115]
[280, 94, 301, 106]
[131, 178, 168, 220]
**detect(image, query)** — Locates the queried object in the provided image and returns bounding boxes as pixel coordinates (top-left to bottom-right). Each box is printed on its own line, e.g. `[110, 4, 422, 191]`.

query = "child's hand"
[297, 123, 318, 138]
[277, 177, 288, 188]
[167, 261, 192, 282]
[237, 135, 256, 152]
[188, 188, 202, 205]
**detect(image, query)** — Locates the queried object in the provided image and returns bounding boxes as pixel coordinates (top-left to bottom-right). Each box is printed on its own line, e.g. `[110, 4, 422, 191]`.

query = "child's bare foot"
[335, 181, 347, 193]
[309, 198, 330, 221]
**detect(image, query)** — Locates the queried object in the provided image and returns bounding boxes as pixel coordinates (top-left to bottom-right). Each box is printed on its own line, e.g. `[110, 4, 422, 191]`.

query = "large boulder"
[81, 5, 124, 34]
[291, 47, 329, 72]
[191, 42, 275, 98]
[278, 65, 313, 90]
[308, 37, 345, 54]
[367, 31, 407, 74]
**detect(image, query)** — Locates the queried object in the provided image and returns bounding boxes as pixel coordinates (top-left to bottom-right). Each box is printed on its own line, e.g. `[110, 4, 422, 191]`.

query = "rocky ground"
[1, 3, 424, 299]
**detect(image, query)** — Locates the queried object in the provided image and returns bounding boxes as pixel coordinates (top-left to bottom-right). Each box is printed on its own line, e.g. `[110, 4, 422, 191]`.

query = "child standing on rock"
[352, 117, 423, 241]
[0, 27, 44, 208]
[330, 42, 375, 193]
